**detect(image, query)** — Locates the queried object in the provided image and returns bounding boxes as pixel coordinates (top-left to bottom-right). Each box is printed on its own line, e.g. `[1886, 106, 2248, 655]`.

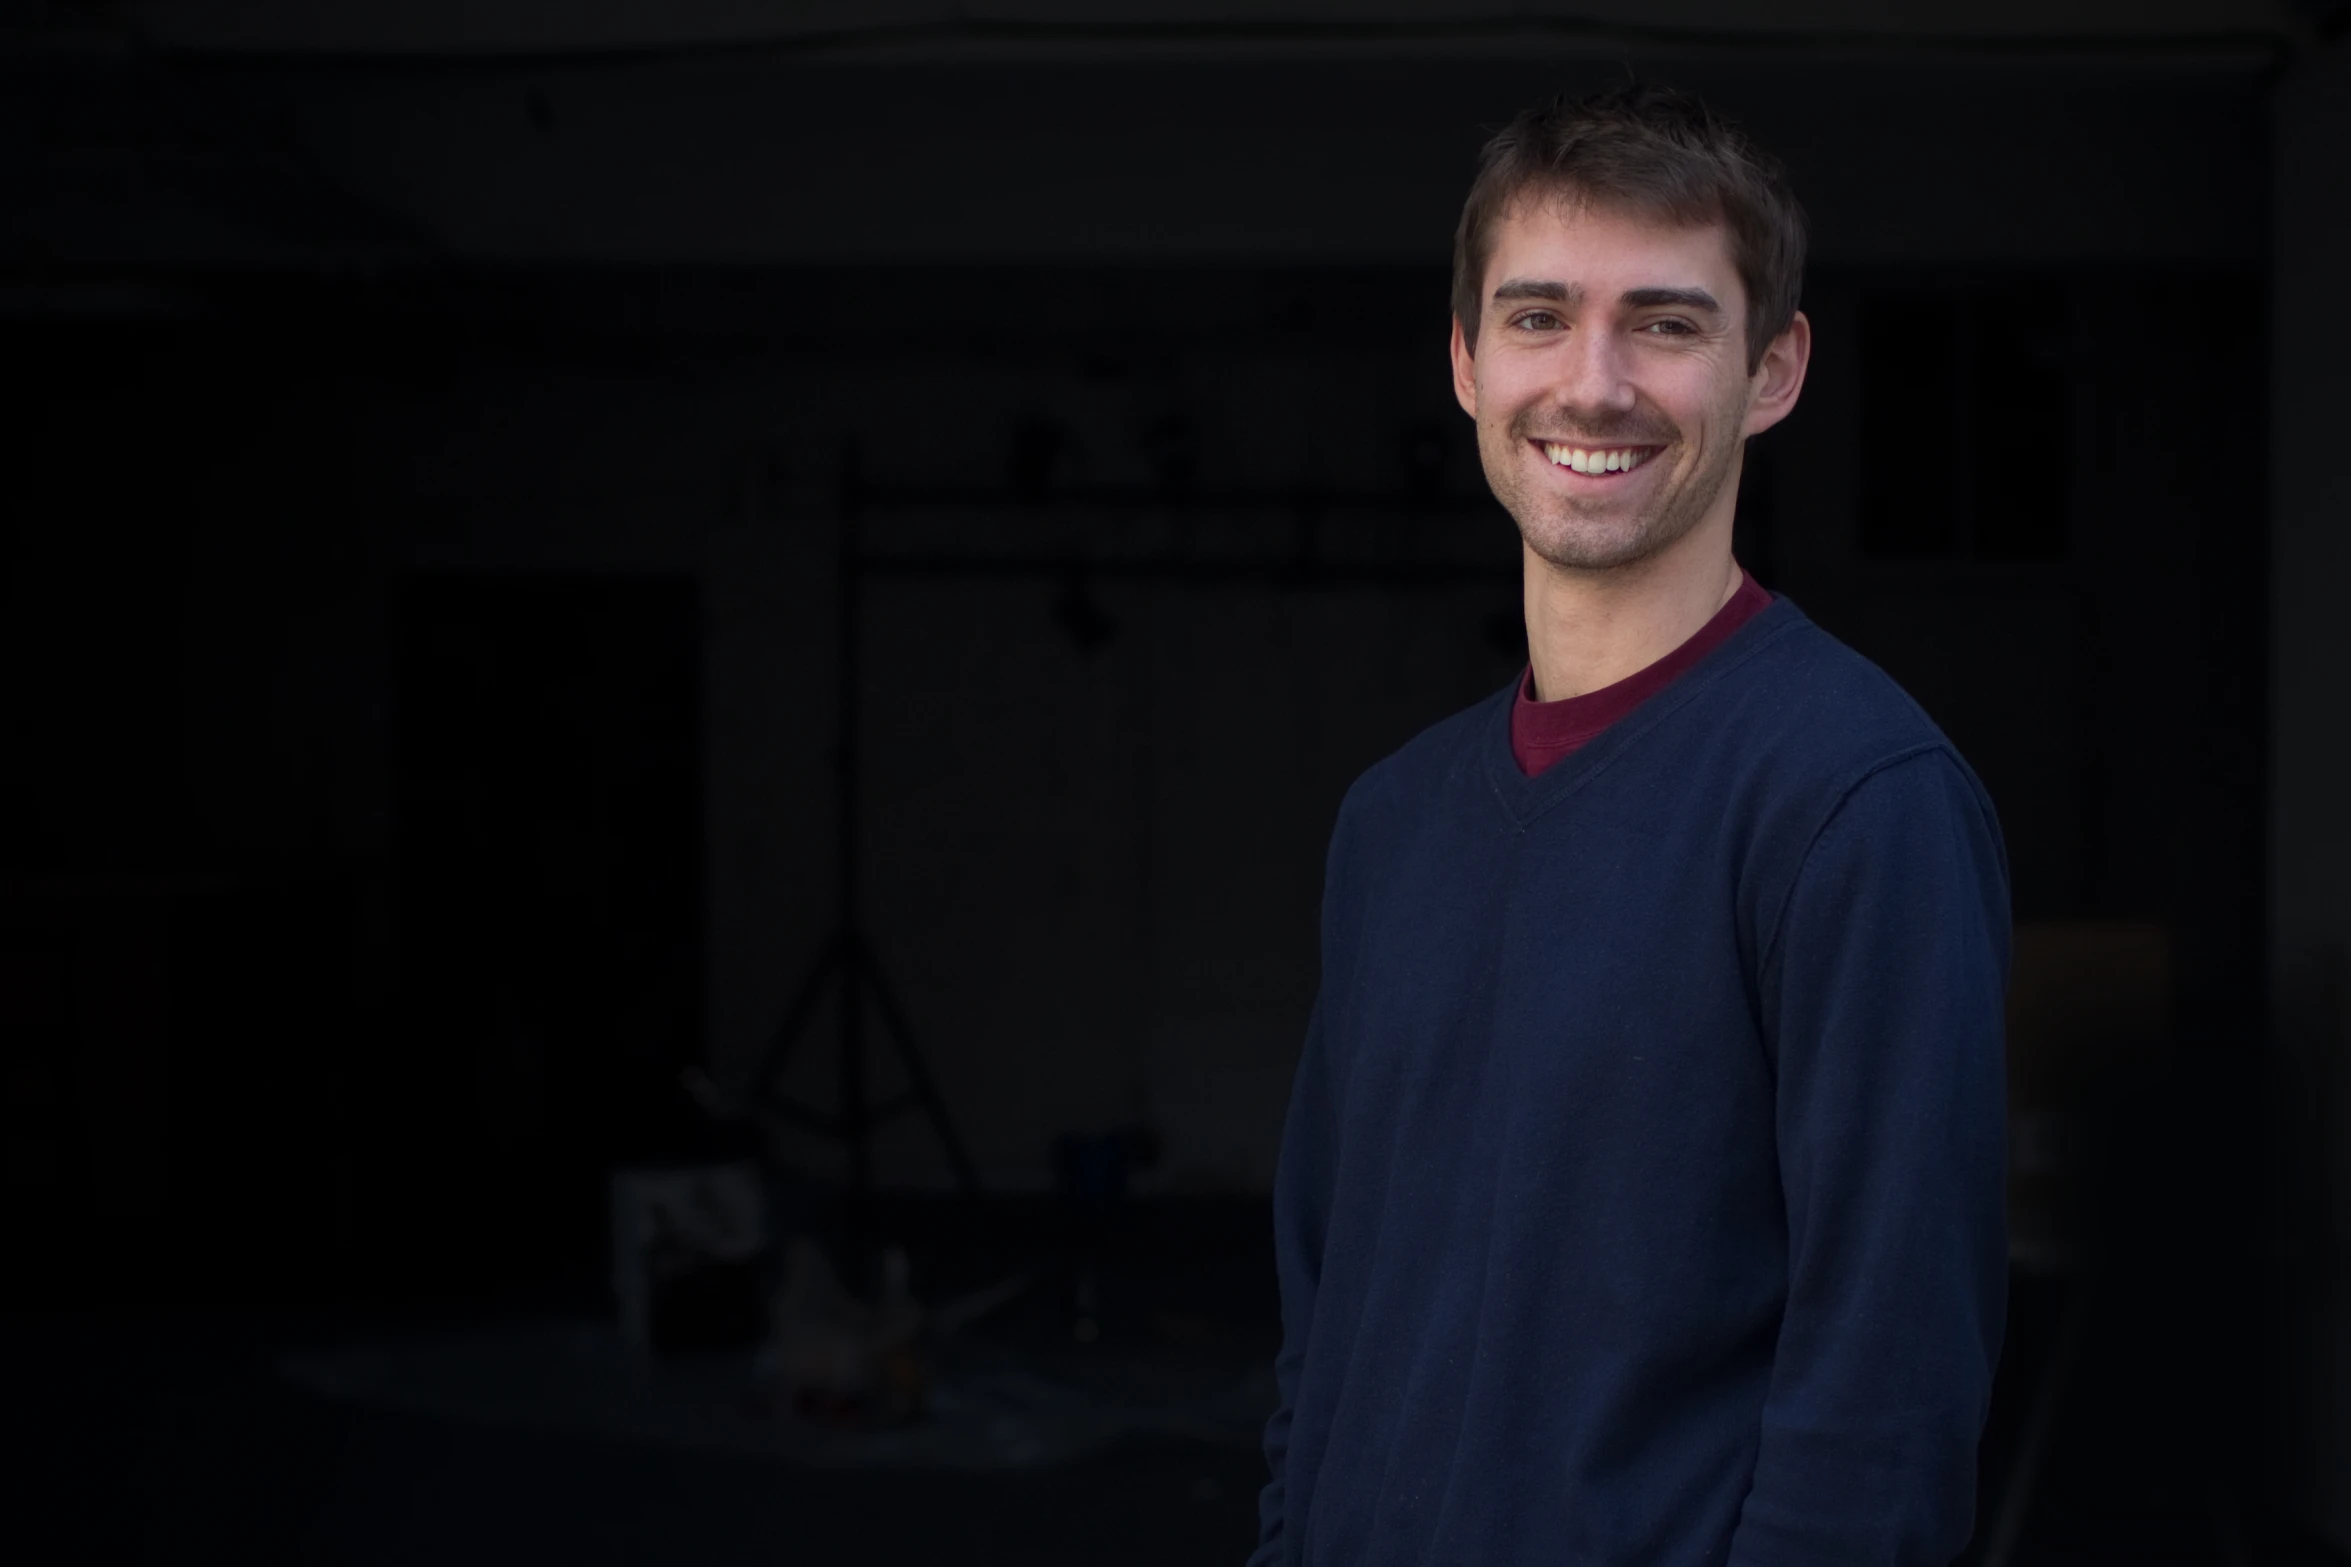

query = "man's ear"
[1741, 310, 1811, 439]
[1450, 315, 1480, 420]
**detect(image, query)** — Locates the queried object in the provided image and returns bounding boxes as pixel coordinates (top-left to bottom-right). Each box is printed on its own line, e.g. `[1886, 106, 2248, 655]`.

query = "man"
[1252, 84, 2009, 1566]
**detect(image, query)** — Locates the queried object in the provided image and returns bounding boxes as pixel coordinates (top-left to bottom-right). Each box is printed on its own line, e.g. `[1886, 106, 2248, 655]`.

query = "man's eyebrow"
[1491, 278, 1581, 304]
[1621, 286, 1723, 312]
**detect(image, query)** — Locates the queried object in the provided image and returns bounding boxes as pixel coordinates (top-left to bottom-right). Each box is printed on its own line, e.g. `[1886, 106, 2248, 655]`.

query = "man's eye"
[1643, 318, 1694, 335]
[1516, 311, 1561, 331]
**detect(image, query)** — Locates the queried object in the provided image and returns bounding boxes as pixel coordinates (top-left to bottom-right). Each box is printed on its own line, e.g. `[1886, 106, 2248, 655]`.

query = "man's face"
[1450, 194, 1806, 574]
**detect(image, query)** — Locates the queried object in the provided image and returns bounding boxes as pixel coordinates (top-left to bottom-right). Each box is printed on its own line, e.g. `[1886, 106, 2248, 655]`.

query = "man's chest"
[1323, 799, 1772, 1174]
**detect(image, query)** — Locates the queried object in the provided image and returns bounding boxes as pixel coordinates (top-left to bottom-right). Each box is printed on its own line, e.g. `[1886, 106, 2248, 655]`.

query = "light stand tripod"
[726, 435, 1520, 1254]
[738, 442, 982, 1253]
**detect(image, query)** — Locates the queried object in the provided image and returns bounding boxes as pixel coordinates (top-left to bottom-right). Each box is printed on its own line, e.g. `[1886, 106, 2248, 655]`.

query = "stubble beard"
[1485, 398, 1747, 575]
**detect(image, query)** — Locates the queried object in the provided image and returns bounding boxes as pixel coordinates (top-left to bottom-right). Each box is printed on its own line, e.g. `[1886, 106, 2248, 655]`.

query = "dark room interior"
[3, 1, 2349, 1562]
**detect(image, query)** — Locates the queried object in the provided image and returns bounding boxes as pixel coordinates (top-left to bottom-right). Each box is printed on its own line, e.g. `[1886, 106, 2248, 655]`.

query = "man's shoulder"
[1321, 596, 1989, 848]
[1725, 599, 1969, 783]
[1334, 682, 1512, 839]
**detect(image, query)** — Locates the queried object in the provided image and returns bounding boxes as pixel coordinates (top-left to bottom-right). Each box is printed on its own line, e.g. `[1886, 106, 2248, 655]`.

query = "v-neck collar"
[1478, 594, 1808, 833]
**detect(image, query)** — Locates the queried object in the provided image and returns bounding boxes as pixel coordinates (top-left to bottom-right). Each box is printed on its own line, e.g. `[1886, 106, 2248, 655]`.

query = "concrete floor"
[7, 1306, 1269, 1566]
[3, 1199, 2336, 1566]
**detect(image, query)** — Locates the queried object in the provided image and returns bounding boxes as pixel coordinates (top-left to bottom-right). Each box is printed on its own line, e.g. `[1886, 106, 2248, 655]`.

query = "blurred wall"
[11, 48, 2268, 267]
[308, 48, 2263, 1194]
[0, 37, 2276, 1212]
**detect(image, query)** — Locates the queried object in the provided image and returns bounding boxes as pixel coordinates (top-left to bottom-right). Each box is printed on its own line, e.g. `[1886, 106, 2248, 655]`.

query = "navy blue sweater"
[1253, 596, 2010, 1567]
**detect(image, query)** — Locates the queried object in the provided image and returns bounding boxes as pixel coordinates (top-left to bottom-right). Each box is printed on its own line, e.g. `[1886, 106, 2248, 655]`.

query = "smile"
[1538, 442, 1659, 476]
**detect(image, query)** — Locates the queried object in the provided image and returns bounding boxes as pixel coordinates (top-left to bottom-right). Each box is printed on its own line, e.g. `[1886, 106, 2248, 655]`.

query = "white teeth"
[1543, 443, 1649, 474]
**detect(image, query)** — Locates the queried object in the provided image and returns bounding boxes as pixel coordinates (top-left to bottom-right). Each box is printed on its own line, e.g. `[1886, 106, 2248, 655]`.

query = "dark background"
[1, 1, 2345, 1563]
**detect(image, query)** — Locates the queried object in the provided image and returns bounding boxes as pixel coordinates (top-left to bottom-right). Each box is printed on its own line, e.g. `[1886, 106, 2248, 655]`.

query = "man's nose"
[1551, 326, 1638, 417]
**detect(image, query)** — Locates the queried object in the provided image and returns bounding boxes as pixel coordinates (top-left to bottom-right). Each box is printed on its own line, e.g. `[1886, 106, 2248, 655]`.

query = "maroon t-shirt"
[1511, 571, 1773, 778]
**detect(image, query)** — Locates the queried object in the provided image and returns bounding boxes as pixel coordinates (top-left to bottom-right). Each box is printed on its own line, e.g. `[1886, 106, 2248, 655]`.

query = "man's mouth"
[1536, 441, 1660, 476]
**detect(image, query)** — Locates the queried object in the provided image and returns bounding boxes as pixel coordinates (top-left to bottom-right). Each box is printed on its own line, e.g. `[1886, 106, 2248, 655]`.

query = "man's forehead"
[1486, 190, 1739, 292]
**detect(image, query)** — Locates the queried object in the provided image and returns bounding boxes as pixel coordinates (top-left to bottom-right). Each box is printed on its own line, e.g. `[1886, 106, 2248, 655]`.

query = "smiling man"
[1250, 86, 2011, 1567]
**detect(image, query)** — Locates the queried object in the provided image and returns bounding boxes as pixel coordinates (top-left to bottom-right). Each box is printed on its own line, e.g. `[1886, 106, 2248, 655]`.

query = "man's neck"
[1522, 520, 1743, 703]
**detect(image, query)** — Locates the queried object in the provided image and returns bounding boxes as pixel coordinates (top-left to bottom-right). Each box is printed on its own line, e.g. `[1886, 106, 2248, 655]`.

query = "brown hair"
[1451, 82, 1808, 372]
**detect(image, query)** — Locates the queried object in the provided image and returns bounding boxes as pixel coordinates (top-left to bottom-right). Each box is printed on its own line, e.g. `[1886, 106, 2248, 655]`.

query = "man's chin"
[1518, 516, 1670, 574]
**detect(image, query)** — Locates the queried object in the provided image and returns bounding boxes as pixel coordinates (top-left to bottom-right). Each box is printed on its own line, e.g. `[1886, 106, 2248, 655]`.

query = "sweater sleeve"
[1250, 992, 1333, 1567]
[1729, 749, 2011, 1567]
